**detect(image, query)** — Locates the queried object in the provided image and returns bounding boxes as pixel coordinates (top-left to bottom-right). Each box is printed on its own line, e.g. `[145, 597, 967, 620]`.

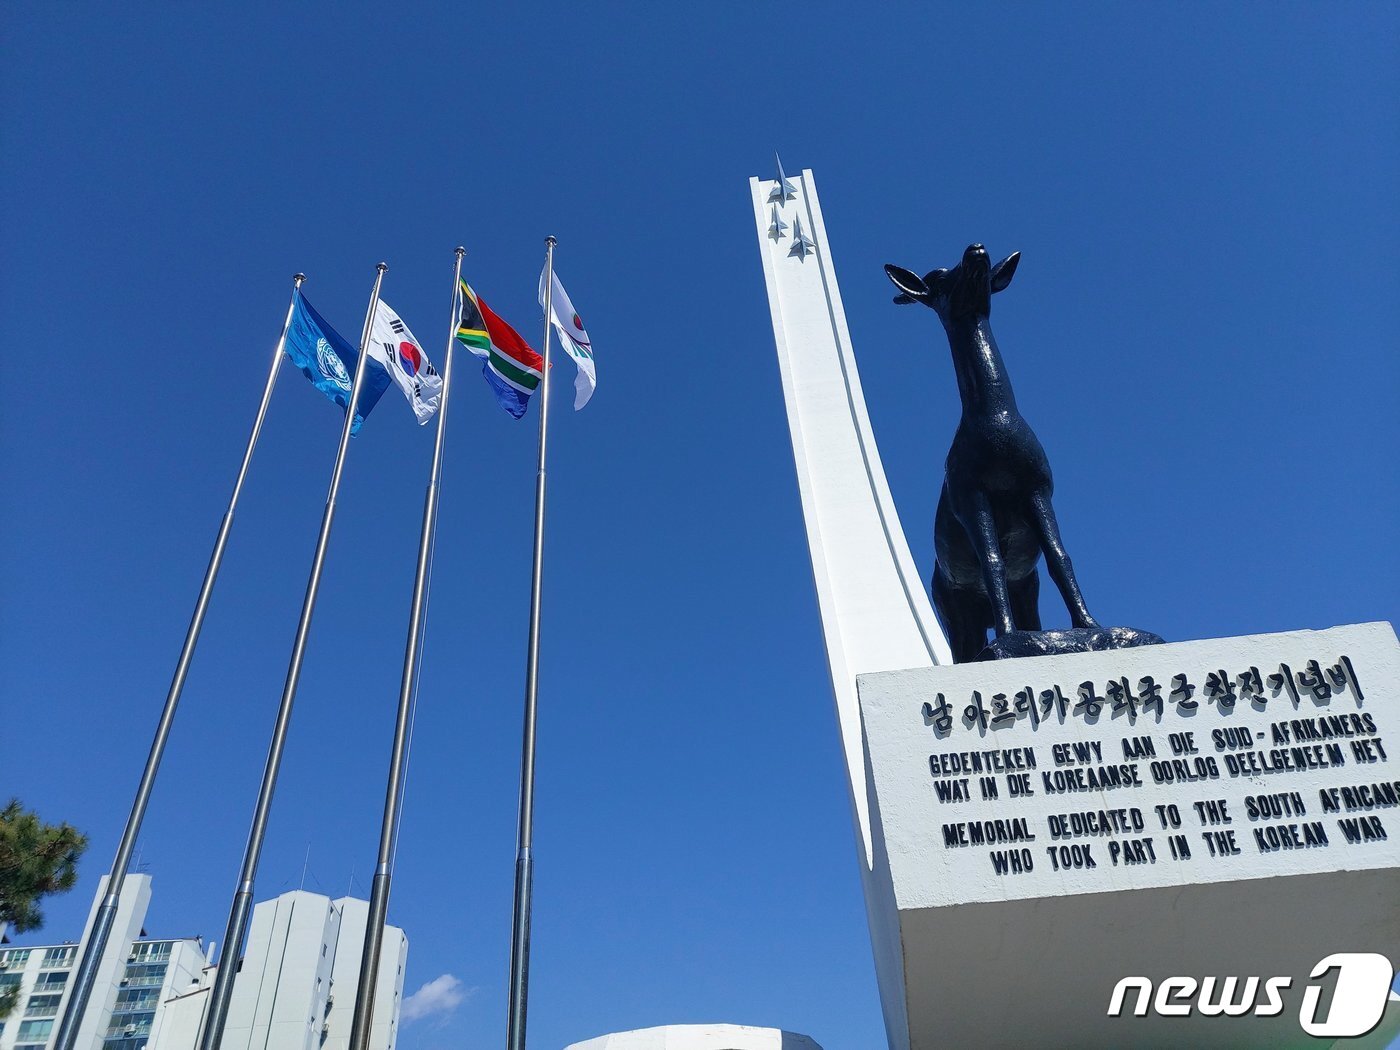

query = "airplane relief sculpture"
[886, 244, 1163, 662]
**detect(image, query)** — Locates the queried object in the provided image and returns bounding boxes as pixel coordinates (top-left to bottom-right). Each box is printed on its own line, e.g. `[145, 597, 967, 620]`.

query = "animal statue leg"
[933, 563, 987, 663]
[1010, 572, 1041, 632]
[1027, 488, 1099, 629]
[953, 489, 1016, 637]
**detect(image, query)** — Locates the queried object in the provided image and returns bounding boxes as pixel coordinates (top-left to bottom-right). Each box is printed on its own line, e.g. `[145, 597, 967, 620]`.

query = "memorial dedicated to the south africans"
[749, 161, 1400, 1049]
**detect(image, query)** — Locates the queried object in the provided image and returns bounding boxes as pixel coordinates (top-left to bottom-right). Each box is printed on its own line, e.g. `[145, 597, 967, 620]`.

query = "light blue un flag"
[284, 292, 391, 433]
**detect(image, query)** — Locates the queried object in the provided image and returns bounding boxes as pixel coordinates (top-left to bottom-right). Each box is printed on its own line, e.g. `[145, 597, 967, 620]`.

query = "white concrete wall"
[147, 986, 210, 1050]
[323, 898, 405, 1050]
[221, 891, 340, 1050]
[78, 874, 152, 1050]
[154, 940, 207, 1001]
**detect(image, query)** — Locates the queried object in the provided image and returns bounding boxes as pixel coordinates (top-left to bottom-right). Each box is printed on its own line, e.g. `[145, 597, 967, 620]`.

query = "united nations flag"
[284, 291, 392, 432]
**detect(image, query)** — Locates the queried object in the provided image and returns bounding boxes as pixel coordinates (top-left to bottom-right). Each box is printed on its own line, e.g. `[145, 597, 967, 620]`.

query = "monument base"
[857, 622, 1400, 1049]
[976, 625, 1165, 661]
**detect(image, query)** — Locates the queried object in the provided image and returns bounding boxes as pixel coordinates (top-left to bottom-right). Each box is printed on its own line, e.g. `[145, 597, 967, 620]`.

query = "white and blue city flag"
[538, 268, 596, 410]
[284, 292, 392, 433]
[368, 300, 442, 424]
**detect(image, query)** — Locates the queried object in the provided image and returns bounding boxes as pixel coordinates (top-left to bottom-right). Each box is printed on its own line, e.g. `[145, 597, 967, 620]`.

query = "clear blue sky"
[2, 4, 1397, 1048]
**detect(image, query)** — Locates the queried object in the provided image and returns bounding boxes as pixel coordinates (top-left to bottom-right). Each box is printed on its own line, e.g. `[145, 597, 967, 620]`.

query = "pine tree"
[0, 799, 88, 934]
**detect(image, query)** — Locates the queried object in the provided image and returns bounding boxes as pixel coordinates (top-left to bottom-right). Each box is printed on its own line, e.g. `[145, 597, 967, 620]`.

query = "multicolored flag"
[283, 292, 391, 433]
[369, 300, 442, 424]
[539, 268, 595, 411]
[455, 280, 542, 419]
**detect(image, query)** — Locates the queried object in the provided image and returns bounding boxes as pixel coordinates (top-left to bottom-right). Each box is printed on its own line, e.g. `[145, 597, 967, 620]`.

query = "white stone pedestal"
[857, 622, 1400, 1049]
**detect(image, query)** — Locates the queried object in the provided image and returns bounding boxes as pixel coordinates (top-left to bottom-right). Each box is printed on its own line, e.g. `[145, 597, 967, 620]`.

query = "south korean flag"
[369, 301, 442, 424]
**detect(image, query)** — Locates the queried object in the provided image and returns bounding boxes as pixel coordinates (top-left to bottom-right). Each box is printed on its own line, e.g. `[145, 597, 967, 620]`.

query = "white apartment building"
[0, 882, 405, 1050]
[207, 892, 406, 1050]
[0, 874, 208, 1050]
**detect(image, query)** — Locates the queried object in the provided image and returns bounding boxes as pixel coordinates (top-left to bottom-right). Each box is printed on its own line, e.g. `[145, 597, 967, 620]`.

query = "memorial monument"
[750, 161, 1400, 1048]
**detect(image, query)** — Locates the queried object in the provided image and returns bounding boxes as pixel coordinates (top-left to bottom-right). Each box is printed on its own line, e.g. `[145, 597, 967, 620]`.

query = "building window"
[103, 1012, 154, 1040]
[113, 988, 160, 1010]
[42, 947, 76, 968]
[24, 994, 62, 1018]
[35, 971, 69, 990]
[121, 962, 168, 988]
[0, 949, 32, 968]
[16, 1019, 55, 1041]
[127, 943, 172, 965]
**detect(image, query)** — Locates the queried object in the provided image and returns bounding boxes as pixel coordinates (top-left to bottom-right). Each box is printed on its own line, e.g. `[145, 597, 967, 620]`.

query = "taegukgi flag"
[368, 301, 442, 423]
[538, 268, 595, 410]
[283, 292, 391, 433]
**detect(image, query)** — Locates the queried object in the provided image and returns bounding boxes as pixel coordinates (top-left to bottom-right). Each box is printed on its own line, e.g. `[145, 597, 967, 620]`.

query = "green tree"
[0, 799, 88, 934]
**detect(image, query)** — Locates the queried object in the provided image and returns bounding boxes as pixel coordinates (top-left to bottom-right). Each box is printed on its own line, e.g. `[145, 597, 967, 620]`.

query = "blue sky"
[2, 4, 1397, 1048]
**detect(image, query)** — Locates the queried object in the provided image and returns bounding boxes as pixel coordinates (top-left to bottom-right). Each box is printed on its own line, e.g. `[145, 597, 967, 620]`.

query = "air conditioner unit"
[124, 1024, 136, 1036]
[128, 954, 137, 962]
[120, 978, 130, 985]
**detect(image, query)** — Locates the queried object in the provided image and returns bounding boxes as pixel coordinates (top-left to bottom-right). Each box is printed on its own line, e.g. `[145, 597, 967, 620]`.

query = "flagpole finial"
[293, 273, 306, 285]
[377, 262, 388, 273]
[454, 246, 466, 257]
[545, 236, 557, 248]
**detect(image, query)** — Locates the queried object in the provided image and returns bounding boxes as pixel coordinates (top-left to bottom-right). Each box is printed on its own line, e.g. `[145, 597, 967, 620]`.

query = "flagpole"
[199, 263, 389, 1050]
[506, 235, 556, 1050]
[52, 273, 305, 1050]
[346, 247, 465, 1050]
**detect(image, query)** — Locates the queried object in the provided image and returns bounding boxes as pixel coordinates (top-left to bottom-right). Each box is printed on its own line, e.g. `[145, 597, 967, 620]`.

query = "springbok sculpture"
[886, 244, 1103, 662]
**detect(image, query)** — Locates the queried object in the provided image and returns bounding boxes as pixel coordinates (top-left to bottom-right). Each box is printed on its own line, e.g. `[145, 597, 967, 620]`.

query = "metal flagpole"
[506, 235, 557, 1050]
[198, 263, 389, 1050]
[346, 247, 465, 1050]
[52, 273, 305, 1050]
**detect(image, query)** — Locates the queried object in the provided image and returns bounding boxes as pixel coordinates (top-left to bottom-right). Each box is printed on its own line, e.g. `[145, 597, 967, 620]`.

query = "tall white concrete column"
[750, 167, 950, 1044]
[749, 166, 951, 860]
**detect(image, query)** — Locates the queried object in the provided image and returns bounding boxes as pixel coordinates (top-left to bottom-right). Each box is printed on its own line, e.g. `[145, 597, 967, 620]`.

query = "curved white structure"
[564, 1024, 822, 1050]
[749, 167, 951, 862]
[750, 167, 950, 1049]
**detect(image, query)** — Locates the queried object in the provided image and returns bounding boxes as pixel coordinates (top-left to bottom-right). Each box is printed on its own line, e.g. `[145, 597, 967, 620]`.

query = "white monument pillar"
[749, 163, 950, 1045]
[748, 168, 952, 863]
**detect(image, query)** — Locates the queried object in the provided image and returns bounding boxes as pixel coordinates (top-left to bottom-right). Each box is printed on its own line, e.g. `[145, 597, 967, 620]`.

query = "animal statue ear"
[885, 264, 929, 303]
[990, 252, 1021, 293]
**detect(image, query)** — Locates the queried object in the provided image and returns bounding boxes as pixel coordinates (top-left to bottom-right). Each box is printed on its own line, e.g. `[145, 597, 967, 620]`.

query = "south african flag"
[456, 280, 542, 418]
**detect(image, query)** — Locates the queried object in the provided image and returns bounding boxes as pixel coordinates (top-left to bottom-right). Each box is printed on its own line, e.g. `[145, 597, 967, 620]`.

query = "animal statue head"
[885, 243, 1020, 328]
